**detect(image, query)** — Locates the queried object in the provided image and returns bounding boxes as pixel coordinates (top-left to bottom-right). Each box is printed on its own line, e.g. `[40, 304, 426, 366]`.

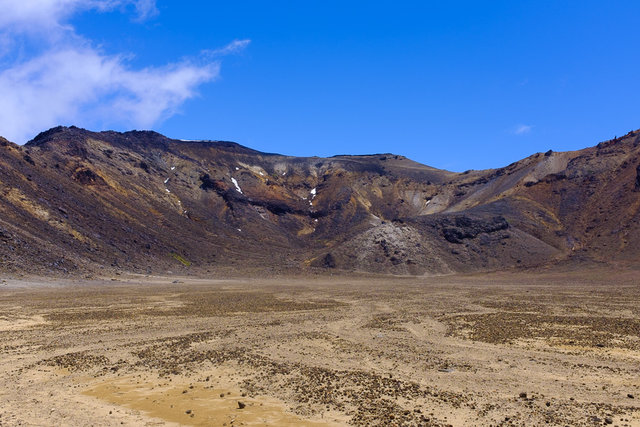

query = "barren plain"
[0, 269, 639, 426]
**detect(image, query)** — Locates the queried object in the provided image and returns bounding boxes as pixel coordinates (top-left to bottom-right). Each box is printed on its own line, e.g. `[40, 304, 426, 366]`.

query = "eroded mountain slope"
[0, 126, 638, 275]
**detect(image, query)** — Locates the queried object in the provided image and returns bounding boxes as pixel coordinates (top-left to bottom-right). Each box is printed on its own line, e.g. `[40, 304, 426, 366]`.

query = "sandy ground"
[0, 269, 639, 426]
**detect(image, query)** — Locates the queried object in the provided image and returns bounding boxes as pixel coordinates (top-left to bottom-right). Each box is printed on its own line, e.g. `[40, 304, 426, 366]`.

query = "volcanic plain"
[0, 269, 638, 426]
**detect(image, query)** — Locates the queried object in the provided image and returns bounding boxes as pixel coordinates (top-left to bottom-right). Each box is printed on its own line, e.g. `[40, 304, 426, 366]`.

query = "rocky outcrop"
[438, 215, 509, 244]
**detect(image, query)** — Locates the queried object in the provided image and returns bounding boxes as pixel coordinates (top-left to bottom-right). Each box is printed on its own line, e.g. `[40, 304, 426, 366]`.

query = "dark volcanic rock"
[1, 126, 640, 275]
[0, 227, 12, 241]
[199, 173, 219, 191]
[322, 253, 337, 269]
[440, 215, 509, 244]
[72, 168, 106, 185]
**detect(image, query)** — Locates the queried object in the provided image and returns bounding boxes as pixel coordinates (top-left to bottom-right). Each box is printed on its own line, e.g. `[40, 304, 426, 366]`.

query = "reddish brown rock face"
[1, 125, 639, 276]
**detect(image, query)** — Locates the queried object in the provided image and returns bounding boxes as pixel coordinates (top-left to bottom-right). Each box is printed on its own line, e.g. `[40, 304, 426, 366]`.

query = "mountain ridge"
[1, 126, 639, 277]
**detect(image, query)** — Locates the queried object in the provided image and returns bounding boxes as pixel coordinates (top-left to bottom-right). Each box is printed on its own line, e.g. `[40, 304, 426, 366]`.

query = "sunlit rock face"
[1, 125, 639, 275]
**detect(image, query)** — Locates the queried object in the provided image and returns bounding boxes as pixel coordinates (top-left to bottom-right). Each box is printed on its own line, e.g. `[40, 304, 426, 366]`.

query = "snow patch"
[237, 228, 242, 232]
[171, 166, 175, 171]
[310, 188, 317, 199]
[164, 178, 169, 184]
[165, 188, 171, 193]
[235, 167, 240, 171]
[231, 177, 243, 194]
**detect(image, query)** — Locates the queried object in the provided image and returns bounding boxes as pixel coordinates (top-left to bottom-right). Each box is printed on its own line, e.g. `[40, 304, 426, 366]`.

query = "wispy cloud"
[0, 48, 217, 143]
[0, 1, 155, 36]
[131, 0, 159, 21]
[513, 124, 533, 135]
[0, 0, 235, 143]
[203, 39, 252, 57]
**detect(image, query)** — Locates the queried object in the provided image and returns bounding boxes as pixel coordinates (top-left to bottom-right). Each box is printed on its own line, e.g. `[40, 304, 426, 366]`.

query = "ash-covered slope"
[0, 126, 638, 276]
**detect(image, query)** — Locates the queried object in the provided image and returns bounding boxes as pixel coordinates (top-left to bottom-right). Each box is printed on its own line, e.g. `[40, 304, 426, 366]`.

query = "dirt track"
[0, 270, 639, 426]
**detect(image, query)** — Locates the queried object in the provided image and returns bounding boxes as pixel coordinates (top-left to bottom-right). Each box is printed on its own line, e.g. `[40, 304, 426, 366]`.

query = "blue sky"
[0, 1, 638, 171]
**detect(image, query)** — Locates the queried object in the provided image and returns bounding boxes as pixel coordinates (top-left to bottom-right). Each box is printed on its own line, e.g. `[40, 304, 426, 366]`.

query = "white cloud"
[0, 0, 154, 35]
[131, 0, 158, 20]
[204, 39, 251, 57]
[0, 48, 217, 142]
[513, 124, 533, 135]
[0, 0, 233, 143]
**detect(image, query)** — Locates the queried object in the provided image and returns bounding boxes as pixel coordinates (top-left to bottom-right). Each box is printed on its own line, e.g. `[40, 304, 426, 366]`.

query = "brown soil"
[0, 269, 639, 426]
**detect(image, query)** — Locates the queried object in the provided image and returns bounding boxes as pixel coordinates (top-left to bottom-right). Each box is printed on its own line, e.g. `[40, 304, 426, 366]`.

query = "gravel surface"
[0, 270, 639, 426]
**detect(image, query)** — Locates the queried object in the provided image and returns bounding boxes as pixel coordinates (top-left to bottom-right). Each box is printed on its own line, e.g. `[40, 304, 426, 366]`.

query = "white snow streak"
[231, 177, 243, 194]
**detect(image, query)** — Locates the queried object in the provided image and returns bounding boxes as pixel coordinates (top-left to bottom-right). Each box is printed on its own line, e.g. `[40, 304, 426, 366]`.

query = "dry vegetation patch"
[0, 273, 639, 426]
